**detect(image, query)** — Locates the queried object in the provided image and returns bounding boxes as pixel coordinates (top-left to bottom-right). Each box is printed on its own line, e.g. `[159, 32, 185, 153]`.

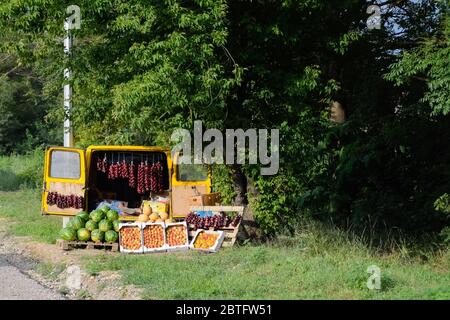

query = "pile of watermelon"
[59, 205, 120, 244]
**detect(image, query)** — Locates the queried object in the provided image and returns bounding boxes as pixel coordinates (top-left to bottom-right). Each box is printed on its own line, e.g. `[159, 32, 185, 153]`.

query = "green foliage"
[0, 0, 449, 243]
[0, 149, 44, 191]
[211, 164, 235, 205]
[0, 55, 60, 155]
[385, 18, 450, 116]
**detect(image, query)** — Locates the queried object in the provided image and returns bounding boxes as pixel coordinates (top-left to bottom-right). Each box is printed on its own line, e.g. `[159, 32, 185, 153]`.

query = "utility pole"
[62, 5, 80, 227]
[63, 22, 73, 148]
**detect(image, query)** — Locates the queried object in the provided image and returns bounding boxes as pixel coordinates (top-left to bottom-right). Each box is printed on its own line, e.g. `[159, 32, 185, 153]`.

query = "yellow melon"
[142, 204, 152, 216]
[149, 212, 159, 221]
[137, 214, 149, 222]
[159, 212, 169, 221]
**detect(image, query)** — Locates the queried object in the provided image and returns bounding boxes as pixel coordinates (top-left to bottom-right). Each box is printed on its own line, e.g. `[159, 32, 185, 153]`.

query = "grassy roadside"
[0, 154, 449, 299]
[0, 189, 448, 299]
[0, 190, 60, 243]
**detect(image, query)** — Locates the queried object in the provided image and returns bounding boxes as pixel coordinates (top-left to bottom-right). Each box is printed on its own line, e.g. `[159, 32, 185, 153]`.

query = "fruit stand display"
[142, 222, 166, 253]
[119, 223, 143, 253]
[187, 206, 244, 247]
[165, 222, 189, 252]
[189, 230, 225, 253]
[57, 205, 120, 251]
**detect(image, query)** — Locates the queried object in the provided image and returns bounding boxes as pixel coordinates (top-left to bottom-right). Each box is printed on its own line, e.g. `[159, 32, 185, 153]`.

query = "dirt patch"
[0, 218, 142, 300]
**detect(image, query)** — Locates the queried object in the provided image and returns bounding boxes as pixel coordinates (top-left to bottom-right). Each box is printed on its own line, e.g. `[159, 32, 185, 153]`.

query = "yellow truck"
[41, 145, 211, 220]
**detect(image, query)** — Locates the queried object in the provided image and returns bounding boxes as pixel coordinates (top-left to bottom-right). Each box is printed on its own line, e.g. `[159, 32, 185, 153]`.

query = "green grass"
[0, 189, 60, 243]
[83, 231, 450, 300]
[36, 262, 66, 280]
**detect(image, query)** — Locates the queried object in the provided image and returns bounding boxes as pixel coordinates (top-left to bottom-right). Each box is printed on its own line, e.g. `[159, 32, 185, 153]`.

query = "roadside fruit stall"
[44, 145, 243, 254]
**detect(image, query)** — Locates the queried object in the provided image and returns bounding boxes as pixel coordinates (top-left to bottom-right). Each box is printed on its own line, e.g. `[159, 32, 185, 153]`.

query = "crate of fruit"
[142, 222, 166, 253]
[119, 222, 143, 253]
[189, 229, 225, 253]
[165, 222, 189, 252]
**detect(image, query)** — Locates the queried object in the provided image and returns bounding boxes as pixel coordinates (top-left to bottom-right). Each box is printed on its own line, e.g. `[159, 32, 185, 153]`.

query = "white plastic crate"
[165, 222, 189, 252]
[118, 222, 143, 254]
[189, 229, 225, 253]
[142, 222, 167, 253]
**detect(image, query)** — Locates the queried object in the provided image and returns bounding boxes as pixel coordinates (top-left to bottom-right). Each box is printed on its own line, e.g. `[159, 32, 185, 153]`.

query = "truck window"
[177, 163, 208, 181]
[50, 150, 81, 179]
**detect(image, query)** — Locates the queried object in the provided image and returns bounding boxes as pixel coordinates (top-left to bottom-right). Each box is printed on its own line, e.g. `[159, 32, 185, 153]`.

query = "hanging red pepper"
[137, 161, 145, 194]
[144, 161, 150, 192]
[121, 159, 128, 179]
[129, 161, 136, 188]
[108, 161, 114, 179]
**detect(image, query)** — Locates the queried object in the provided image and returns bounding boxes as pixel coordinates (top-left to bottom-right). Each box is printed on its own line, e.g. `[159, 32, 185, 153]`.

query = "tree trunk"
[230, 164, 248, 205]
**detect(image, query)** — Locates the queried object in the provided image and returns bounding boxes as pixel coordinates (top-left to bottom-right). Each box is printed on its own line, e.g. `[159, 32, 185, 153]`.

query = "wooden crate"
[188, 206, 244, 247]
[57, 239, 119, 252]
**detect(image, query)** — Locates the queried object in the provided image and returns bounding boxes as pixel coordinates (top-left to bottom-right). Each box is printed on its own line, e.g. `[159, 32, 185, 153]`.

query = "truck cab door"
[42, 147, 87, 216]
[171, 153, 211, 218]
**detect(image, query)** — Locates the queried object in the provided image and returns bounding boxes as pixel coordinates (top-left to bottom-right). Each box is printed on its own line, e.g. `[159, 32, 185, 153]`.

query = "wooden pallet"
[57, 239, 119, 252]
[188, 206, 244, 247]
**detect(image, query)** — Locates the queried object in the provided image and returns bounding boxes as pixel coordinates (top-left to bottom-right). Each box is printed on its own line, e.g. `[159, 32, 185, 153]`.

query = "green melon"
[106, 209, 119, 222]
[77, 211, 90, 222]
[99, 205, 110, 214]
[60, 227, 76, 241]
[89, 210, 104, 222]
[85, 220, 98, 232]
[112, 220, 120, 232]
[98, 219, 112, 232]
[77, 228, 91, 241]
[105, 230, 118, 243]
[70, 216, 85, 231]
[91, 229, 104, 243]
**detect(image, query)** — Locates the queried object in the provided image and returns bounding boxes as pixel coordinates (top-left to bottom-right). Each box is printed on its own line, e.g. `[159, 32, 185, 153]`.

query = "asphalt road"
[0, 254, 63, 300]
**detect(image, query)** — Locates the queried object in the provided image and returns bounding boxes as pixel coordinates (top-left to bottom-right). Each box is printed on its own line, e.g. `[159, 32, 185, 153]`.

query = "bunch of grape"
[186, 212, 204, 229]
[46, 192, 58, 205]
[186, 212, 242, 230]
[231, 214, 242, 227]
[128, 161, 136, 188]
[47, 192, 83, 209]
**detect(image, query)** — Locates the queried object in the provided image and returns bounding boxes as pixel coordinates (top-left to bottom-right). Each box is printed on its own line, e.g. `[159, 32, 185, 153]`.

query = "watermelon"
[60, 227, 76, 241]
[106, 209, 119, 221]
[112, 220, 120, 232]
[91, 229, 104, 243]
[99, 205, 110, 213]
[105, 230, 118, 243]
[77, 211, 90, 222]
[90, 210, 104, 222]
[85, 220, 98, 232]
[70, 216, 85, 231]
[77, 228, 91, 241]
[98, 219, 112, 232]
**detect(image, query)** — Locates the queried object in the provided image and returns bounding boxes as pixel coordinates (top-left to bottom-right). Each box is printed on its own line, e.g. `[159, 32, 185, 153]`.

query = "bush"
[0, 148, 44, 190]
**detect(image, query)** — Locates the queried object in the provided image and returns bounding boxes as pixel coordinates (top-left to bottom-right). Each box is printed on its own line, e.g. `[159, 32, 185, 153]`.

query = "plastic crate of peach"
[118, 221, 224, 254]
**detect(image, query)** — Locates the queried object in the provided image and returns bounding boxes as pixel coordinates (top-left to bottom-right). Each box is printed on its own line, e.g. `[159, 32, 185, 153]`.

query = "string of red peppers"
[98, 154, 164, 194]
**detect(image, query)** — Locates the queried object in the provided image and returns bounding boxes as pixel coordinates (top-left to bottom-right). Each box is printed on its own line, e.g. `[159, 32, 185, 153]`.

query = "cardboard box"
[190, 193, 221, 207]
